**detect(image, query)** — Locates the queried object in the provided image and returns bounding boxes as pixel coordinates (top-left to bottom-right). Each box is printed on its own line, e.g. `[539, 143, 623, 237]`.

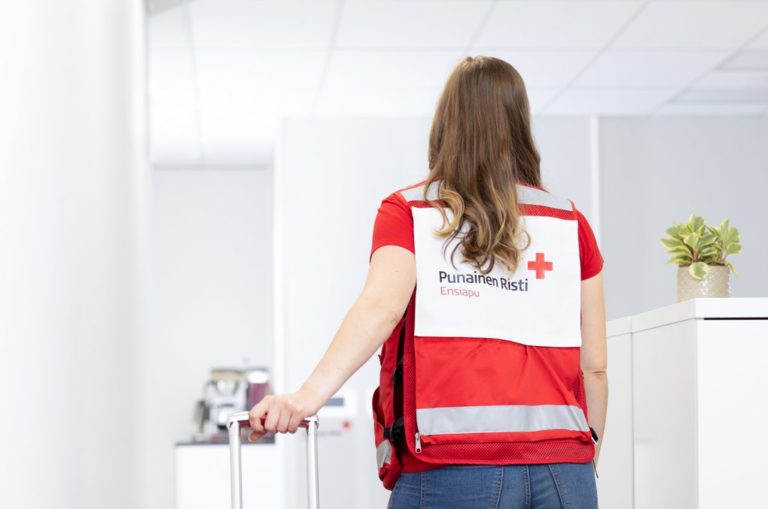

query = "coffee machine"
[193, 366, 271, 442]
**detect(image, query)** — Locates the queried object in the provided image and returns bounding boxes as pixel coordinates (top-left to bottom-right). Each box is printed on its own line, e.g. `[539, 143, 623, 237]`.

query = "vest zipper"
[414, 432, 422, 453]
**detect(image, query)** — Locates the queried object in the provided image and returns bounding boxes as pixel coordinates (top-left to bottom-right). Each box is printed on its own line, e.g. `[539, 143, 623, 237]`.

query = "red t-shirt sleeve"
[370, 192, 414, 258]
[574, 205, 604, 280]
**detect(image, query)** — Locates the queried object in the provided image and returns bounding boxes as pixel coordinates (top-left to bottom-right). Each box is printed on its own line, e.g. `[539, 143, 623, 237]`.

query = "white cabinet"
[598, 317, 634, 509]
[175, 441, 284, 509]
[600, 298, 768, 509]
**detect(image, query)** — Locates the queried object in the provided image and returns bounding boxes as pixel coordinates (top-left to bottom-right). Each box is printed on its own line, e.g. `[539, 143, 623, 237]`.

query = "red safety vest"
[372, 181, 595, 490]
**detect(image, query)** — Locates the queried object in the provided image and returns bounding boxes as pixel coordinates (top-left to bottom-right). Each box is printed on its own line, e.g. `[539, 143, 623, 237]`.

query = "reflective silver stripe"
[400, 182, 571, 211]
[376, 440, 392, 469]
[416, 404, 589, 435]
[400, 183, 440, 202]
[517, 185, 572, 211]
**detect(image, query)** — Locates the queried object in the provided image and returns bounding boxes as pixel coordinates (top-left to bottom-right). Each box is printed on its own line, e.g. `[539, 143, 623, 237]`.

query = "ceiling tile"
[149, 48, 197, 107]
[474, 1, 643, 49]
[693, 69, 768, 89]
[148, 0, 185, 15]
[197, 109, 277, 166]
[149, 46, 202, 164]
[526, 89, 561, 114]
[542, 88, 679, 115]
[719, 49, 768, 70]
[655, 102, 768, 116]
[573, 50, 727, 88]
[194, 49, 327, 116]
[320, 49, 462, 94]
[672, 87, 768, 103]
[477, 50, 597, 88]
[150, 105, 203, 165]
[189, 0, 339, 49]
[315, 84, 441, 116]
[747, 28, 768, 49]
[316, 50, 463, 115]
[149, 5, 191, 49]
[613, 1, 768, 50]
[317, 67, 560, 117]
[337, 0, 491, 49]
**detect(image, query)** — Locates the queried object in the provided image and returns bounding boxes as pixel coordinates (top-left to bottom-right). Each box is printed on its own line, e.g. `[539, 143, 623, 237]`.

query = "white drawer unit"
[600, 298, 768, 509]
[175, 440, 284, 509]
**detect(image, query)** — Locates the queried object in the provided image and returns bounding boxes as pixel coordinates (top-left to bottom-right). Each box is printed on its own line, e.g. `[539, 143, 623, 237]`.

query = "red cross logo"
[527, 252, 553, 279]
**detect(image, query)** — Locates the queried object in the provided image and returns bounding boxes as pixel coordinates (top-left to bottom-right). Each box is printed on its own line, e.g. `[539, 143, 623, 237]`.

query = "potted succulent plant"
[660, 215, 742, 302]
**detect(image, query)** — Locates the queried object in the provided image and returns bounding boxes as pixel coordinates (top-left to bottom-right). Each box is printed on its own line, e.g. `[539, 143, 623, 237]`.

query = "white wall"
[535, 116, 597, 221]
[276, 117, 430, 509]
[0, 2, 147, 508]
[141, 168, 273, 509]
[274, 115, 597, 509]
[599, 116, 768, 320]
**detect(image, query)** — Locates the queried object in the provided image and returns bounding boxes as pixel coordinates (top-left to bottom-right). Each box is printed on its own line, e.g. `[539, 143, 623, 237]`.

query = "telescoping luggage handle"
[227, 411, 320, 509]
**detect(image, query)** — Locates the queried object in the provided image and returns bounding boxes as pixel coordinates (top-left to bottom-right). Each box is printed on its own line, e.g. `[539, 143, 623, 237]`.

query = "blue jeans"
[387, 463, 598, 509]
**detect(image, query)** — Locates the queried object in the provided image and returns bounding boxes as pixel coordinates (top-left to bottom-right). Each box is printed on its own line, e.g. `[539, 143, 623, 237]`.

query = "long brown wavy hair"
[425, 55, 543, 275]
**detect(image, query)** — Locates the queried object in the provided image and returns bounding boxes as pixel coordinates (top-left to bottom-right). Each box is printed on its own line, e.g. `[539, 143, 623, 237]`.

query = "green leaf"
[688, 261, 709, 280]
[669, 246, 693, 257]
[660, 237, 685, 250]
[699, 233, 717, 246]
[699, 245, 719, 257]
[721, 231, 738, 246]
[726, 260, 738, 275]
[666, 255, 690, 265]
[683, 232, 702, 250]
[689, 215, 706, 234]
[665, 224, 687, 238]
[665, 216, 741, 270]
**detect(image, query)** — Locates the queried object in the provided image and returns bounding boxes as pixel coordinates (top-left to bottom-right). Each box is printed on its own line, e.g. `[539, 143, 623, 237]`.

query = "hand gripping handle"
[227, 411, 320, 509]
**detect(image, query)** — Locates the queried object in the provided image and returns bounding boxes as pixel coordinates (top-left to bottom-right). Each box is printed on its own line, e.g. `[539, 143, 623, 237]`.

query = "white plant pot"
[676, 265, 731, 302]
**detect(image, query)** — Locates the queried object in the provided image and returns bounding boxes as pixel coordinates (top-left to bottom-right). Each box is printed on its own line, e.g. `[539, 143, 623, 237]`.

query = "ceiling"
[149, 0, 768, 166]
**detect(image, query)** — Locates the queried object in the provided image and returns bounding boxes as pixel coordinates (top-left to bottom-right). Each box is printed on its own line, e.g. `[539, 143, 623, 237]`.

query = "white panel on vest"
[412, 207, 581, 347]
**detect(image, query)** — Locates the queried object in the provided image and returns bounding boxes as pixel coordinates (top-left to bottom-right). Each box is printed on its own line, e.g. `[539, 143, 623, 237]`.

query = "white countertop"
[607, 297, 768, 337]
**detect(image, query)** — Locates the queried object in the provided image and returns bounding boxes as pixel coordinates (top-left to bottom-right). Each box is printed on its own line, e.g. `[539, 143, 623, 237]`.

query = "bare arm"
[580, 271, 608, 463]
[248, 246, 416, 440]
